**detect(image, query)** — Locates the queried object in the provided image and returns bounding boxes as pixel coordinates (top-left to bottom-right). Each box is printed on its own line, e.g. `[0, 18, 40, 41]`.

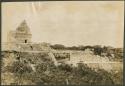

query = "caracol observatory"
[2, 20, 51, 51]
[8, 20, 32, 43]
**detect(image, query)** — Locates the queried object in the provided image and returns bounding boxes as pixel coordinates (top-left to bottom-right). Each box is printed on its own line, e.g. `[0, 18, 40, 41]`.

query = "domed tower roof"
[16, 20, 31, 34]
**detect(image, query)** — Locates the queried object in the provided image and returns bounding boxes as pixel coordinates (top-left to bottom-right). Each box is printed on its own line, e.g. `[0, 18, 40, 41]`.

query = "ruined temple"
[4, 20, 52, 51]
[8, 20, 32, 43]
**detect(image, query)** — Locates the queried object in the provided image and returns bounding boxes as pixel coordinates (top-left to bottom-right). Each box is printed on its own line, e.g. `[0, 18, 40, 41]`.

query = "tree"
[93, 45, 103, 56]
[50, 44, 66, 49]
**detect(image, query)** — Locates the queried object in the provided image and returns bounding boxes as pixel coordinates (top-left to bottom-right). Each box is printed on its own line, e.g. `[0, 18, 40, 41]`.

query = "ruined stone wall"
[14, 33, 32, 43]
[2, 43, 51, 52]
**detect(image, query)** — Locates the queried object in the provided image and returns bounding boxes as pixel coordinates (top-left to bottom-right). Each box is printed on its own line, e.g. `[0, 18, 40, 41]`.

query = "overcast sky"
[2, 1, 124, 48]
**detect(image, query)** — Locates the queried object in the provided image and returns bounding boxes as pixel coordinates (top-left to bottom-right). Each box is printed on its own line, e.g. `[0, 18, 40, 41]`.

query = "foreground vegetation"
[1, 51, 123, 85]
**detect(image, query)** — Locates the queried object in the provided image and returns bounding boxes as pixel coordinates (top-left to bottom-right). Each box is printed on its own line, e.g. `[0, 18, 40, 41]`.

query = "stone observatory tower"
[8, 20, 32, 43]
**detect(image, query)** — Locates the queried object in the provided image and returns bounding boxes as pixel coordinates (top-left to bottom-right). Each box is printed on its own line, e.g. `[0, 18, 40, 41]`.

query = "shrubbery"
[2, 51, 123, 85]
[11, 61, 33, 74]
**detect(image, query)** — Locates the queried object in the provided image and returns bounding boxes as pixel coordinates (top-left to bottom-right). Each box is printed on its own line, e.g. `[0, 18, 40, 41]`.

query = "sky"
[2, 1, 124, 48]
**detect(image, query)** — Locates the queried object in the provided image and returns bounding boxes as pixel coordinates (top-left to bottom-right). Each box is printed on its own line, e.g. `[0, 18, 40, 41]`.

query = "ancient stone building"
[8, 20, 32, 43]
[5, 20, 52, 51]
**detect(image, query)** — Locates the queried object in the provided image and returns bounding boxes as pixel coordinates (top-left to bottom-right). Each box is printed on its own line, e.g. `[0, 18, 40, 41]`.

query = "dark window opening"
[25, 40, 27, 43]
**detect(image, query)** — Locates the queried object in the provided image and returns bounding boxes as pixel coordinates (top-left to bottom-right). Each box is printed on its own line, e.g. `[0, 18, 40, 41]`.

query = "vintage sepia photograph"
[1, 1, 124, 85]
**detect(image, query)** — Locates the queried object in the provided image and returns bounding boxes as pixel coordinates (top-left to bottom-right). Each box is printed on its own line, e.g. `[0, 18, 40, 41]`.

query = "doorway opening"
[25, 40, 27, 43]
